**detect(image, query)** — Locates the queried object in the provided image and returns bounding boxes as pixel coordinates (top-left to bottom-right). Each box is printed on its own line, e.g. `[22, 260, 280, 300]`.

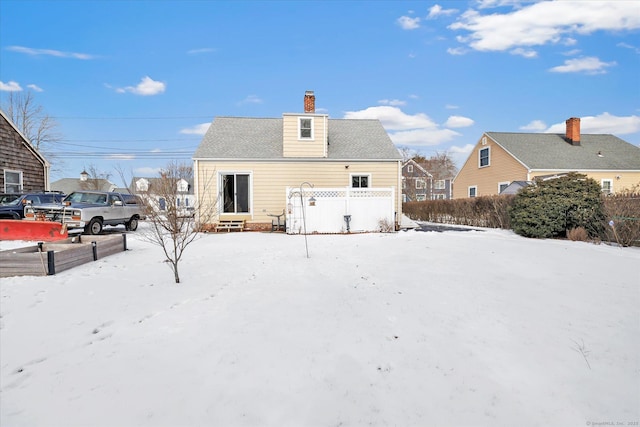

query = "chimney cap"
[305, 90, 314, 96]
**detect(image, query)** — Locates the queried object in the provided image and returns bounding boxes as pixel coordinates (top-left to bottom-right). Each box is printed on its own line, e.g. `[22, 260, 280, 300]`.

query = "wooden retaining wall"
[0, 234, 128, 278]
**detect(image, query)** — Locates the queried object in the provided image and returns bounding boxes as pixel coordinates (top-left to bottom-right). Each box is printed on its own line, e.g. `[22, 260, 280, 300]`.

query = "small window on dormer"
[408, 165, 413, 173]
[299, 118, 313, 139]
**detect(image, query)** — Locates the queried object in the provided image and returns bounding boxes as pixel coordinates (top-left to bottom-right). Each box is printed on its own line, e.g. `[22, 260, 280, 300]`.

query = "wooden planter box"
[0, 234, 128, 277]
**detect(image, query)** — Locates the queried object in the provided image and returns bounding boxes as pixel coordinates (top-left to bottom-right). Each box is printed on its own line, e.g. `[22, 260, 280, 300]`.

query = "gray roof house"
[453, 117, 640, 198]
[193, 91, 403, 232]
[51, 170, 117, 195]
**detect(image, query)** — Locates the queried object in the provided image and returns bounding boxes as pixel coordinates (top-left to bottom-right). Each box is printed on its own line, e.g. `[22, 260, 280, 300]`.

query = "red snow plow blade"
[0, 219, 68, 242]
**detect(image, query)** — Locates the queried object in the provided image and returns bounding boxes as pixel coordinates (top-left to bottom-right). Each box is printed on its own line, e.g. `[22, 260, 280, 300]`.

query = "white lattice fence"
[286, 187, 395, 234]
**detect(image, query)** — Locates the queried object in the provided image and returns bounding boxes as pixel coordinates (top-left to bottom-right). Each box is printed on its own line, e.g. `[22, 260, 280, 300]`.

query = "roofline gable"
[0, 108, 50, 168]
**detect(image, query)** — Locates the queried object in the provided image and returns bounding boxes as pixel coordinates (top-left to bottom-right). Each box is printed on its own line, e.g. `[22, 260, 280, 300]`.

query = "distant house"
[453, 117, 640, 198]
[130, 176, 195, 213]
[193, 91, 402, 232]
[51, 170, 116, 195]
[499, 180, 532, 195]
[431, 178, 453, 200]
[0, 109, 50, 192]
[402, 159, 432, 202]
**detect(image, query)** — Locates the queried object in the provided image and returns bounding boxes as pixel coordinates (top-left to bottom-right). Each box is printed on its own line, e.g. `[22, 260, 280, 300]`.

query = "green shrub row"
[403, 173, 640, 246]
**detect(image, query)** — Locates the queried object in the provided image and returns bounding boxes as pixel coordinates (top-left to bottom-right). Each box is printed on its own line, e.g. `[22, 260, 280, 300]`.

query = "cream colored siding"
[197, 160, 401, 224]
[530, 171, 640, 193]
[282, 114, 328, 158]
[453, 135, 527, 198]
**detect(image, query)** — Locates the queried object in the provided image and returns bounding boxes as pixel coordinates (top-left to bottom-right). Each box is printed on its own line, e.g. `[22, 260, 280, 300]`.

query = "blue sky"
[1, 0, 639, 182]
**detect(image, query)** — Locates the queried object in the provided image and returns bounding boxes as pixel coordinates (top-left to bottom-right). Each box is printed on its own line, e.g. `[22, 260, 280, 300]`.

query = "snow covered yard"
[1, 226, 638, 427]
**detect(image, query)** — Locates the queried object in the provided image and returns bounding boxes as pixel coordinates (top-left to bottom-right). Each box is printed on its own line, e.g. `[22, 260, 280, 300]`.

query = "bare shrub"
[567, 227, 589, 241]
[378, 218, 394, 232]
[403, 195, 514, 229]
[603, 189, 640, 247]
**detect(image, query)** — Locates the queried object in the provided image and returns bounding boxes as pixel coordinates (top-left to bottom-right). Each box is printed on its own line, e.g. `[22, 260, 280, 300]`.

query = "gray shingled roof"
[486, 132, 640, 170]
[193, 117, 401, 160]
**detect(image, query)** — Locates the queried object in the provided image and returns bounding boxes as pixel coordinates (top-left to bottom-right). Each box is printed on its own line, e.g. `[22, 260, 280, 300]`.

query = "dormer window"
[299, 117, 313, 139]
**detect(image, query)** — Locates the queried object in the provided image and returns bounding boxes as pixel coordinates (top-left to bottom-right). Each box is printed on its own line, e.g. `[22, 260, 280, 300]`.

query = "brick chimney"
[565, 117, 581, 145]
[304, 90, 315, 113]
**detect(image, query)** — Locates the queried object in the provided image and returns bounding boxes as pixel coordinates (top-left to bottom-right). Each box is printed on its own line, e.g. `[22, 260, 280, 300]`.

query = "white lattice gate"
[286, 187, 395, 234]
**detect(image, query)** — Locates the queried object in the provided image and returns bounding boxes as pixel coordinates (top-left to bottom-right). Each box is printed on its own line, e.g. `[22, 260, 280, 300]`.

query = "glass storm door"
[222, 173, 250, 213]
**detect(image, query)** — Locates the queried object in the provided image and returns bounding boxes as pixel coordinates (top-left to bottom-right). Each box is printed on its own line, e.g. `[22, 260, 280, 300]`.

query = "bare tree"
[138, 161, 216, 284]
[420, 151, 458, 181]
[2, 90, 64, 173]
[3, 90, 62, 150]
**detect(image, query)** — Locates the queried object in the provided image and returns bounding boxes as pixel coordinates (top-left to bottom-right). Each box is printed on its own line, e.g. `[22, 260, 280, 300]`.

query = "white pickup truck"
[25, 191, 145, 235]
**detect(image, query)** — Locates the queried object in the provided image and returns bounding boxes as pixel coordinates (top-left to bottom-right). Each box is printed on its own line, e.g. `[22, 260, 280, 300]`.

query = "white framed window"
[4, 170, 22, 193]
[402, 194, 407, 203]
[433, 194, 445, 200]
[601, 179, 613, 195]
[416, 178, 426, 189]
[498, 181, 510, 194]
[402, 177, 406, 189]
[479, 147, 490, 168]
[434, 180, 445, 190]
[407, 165, 413, 173]
[416, 194, 427, 201]
[299, 117, 313, 139]
[351, 174, 370, 188]
[468, 186, 477, 198]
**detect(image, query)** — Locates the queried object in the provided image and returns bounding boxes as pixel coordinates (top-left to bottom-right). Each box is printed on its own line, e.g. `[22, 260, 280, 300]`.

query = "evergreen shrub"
[509, 172, 605, 239]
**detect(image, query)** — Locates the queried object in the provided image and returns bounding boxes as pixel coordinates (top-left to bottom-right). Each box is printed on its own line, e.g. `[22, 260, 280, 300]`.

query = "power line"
[48, 116, 213, 120]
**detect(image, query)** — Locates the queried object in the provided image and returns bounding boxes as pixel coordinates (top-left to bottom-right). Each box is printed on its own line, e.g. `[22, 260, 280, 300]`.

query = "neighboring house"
[193, 91, 403, 232]
[402, 159, 432, 202]
[51, 171, 117, 195]
[0, 109, 50, 193]
[453, 117, 640, 198]
[499, 180, 532, 195]
[431, 178, 453, 200]
[130, 176, 195, 212]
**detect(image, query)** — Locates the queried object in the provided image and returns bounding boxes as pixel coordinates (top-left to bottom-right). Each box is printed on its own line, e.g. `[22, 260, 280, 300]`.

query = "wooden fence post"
[47, 250, 55, 275]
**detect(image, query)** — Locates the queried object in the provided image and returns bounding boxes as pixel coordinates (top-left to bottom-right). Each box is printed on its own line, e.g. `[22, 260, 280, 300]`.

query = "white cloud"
[117, 76, 166, 96]
[7, 45, 95, 59]
[106, 154, 136, 160]
[187, 48, 216, 55]
[0, 80, 22, 91]
[397, 16, 421, 30]
[545, 113, 640, 135]
[343, 106, 462, 146]
[444, 115, 474, 128]
[549, 56, 616, 75]
[238, 95, 263, 105]
[520, 120, 547, 131]
[378, 99, 406, 107]
[447, 47, 467, 56]
[27, 84, 43, 92]
[391, 128, 461, 146]
[562, 49, 582, 56]
[445, 104, 459, 109]
[134, 166, 162, 176]
[510, 47, 537, 58]
[448, 143, 476, 168]
[449, 1, 640, 52]
[344, 106, 437, 131]
[617, 42, 640, 54]
[180, 123, 211, 135]
[427, 4, 458, 19]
